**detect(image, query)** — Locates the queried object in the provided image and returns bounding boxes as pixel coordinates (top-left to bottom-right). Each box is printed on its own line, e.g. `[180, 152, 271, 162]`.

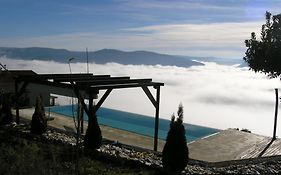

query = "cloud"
[1, 21, 263, 58]
[118, 0, 281, 25]
[1, 57, 281, 137]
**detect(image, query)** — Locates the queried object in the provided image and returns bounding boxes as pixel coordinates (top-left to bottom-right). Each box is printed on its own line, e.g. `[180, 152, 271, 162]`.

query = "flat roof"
[17, 73, 164, 92]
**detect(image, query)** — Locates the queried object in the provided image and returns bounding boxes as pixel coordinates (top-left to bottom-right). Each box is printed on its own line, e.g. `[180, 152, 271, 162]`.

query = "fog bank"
[1, 57, 281, 137]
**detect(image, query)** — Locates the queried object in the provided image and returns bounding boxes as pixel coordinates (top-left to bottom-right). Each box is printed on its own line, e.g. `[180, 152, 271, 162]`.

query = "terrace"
[11, 71, 164, 151]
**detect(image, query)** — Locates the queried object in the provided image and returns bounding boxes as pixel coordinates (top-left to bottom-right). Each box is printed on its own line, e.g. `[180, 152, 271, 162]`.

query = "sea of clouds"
[1, 56, 281, 137]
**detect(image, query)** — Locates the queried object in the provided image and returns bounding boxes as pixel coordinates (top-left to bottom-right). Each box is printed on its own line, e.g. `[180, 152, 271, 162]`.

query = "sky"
[1, 0, 281, 58]
[1, 1, 281, 137]
[1, 56, 281, 137]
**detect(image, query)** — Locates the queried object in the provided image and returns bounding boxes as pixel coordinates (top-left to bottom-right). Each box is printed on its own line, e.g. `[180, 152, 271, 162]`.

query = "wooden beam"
[273, 88, 279, 140]
[18, 78, 82, 90]
[141, 86, 157, 108]
[78, 98, 84, 134]
[73, 76, 130, 83]
[17, 73, 95, 81]
[54, 76, 127, 83]
[88, 92, 94, 120]
[71, 82, 90, 117]
[94, 88, 113, 113]
[91, 82, 164, 90]
[154, 86, 161, 151]
[38, 73, 94, 79]
[78, 79, 152, 86]
[18, 81, 29, 97]
[15, 79, 20, 124]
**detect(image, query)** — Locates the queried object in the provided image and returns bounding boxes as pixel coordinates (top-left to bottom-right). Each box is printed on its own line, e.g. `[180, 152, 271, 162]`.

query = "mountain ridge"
[0, 47, 246, 67]
[0, 47, 204, 67]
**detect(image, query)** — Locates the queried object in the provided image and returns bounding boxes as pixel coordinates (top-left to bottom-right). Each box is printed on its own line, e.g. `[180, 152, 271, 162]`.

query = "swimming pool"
[48, 105, 219, 143]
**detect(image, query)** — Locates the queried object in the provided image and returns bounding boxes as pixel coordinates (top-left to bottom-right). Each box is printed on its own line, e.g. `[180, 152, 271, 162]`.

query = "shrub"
[84, 113, 102, 150]
[30, 96, 47, 134]
[0, 93, 13, 125]
[162, 104, 189, 172]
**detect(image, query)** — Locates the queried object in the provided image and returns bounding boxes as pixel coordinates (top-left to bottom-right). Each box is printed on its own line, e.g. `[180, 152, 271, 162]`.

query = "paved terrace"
[13, 108, 166, 151]
[188, 128, 281, 162]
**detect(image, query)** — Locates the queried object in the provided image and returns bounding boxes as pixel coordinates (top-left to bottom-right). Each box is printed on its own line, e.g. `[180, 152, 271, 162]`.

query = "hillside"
[1, 124, 281, 174]
[0, 47, 204, 68]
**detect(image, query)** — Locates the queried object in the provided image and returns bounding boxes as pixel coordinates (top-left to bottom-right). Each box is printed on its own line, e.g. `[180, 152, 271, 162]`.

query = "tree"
[84, 111, 102, 150]
[244, 11, 281, 78]
[162, 103, 189, 172]
[31, 95, 47, 134]
[0, 93, 13, 125]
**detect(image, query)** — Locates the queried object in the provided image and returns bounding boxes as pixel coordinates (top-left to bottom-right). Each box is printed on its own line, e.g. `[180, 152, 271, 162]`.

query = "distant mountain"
[238, 61, 249, 68]
[182, 56, 244, 66]
[0, 47, 204, 68]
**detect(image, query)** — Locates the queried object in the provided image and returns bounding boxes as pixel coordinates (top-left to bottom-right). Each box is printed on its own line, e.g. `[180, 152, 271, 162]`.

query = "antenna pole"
[273, 88, 279, 140]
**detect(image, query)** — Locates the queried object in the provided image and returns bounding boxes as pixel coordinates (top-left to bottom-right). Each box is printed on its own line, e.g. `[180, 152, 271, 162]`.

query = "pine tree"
[162, 103, 189, 172]
[31, 95, 47, 134]
[0, 93, 13, 125]
[84, 112, 102, 150]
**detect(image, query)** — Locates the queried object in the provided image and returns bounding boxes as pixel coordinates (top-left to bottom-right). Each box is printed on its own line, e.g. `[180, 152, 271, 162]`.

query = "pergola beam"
[78, 79, 152, 86]
[35, 73, 95, 79]
[71, 82, 90, 117]
[14, 72, 164, 151]
[94, 88, 113, 113]
[141, 86, 157, 108]
[55, 76, 129, 82]
[91, 82, 163, 90]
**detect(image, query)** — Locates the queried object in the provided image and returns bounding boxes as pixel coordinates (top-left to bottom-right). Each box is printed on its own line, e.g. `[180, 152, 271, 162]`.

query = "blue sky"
[1, 0, 281, 58]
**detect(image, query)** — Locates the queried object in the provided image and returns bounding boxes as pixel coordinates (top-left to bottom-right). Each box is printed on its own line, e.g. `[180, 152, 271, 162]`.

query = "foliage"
[84, 113, 102, 150]
[0, 127, 153, 175]
[31, 95, 47, 134]
[162, 103, 189, 172]
[0, 93, 13, 125]
[244, 11, 281, 78]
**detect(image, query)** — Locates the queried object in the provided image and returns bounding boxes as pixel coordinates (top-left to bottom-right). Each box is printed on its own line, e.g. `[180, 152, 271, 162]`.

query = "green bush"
[162, 104, 189, 172]
[0, 93, 13, 125]
[31, 96, 47, 134]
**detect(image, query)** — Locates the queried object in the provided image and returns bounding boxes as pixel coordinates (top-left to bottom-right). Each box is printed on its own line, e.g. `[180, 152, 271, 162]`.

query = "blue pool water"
[48, 105, 219, 143]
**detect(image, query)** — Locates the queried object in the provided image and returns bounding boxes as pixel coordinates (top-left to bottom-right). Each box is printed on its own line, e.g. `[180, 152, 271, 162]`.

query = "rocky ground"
[2, 123, 281, 174]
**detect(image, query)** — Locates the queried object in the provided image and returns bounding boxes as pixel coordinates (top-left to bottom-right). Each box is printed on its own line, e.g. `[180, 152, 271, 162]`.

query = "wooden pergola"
[14, 73, 164, 151]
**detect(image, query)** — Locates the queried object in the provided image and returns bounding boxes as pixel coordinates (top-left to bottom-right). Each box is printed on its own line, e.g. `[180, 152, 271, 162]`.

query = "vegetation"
[31, 96, 47, 134]
[84, 113, 102, 150]
[244, 11, 281, 78]
[162, 104, 189, 172]
[0, 126, 153, 175]
[0, 93, 13, 125]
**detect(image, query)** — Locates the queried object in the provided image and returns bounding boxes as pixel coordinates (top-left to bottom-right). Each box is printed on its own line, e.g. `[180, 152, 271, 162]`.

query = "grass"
[0, 126, 155, 175]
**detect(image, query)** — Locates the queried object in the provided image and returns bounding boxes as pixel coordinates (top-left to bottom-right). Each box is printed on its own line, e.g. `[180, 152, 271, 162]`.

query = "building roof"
[0, 70, 36, 77]
[17, 72, 164, 91]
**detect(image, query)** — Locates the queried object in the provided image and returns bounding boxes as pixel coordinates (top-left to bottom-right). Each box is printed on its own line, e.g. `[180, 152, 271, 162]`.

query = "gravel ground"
[3, 123, 281, 174]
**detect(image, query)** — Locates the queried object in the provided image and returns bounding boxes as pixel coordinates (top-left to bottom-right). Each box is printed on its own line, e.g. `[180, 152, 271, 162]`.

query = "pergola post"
[154, 86, 160, 151]
[273, 88, 279, 140]
[18, 73, 164, 151]
[141, 85, 161, 151]
[81, 103, 84, 133]
[93, 88, 112, 113]
[78, 98, 84, 133]
[15, 79, 20, 124]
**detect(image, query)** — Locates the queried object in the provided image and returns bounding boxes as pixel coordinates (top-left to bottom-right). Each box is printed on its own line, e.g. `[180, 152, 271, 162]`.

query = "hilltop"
[0, 47, 204, 68]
